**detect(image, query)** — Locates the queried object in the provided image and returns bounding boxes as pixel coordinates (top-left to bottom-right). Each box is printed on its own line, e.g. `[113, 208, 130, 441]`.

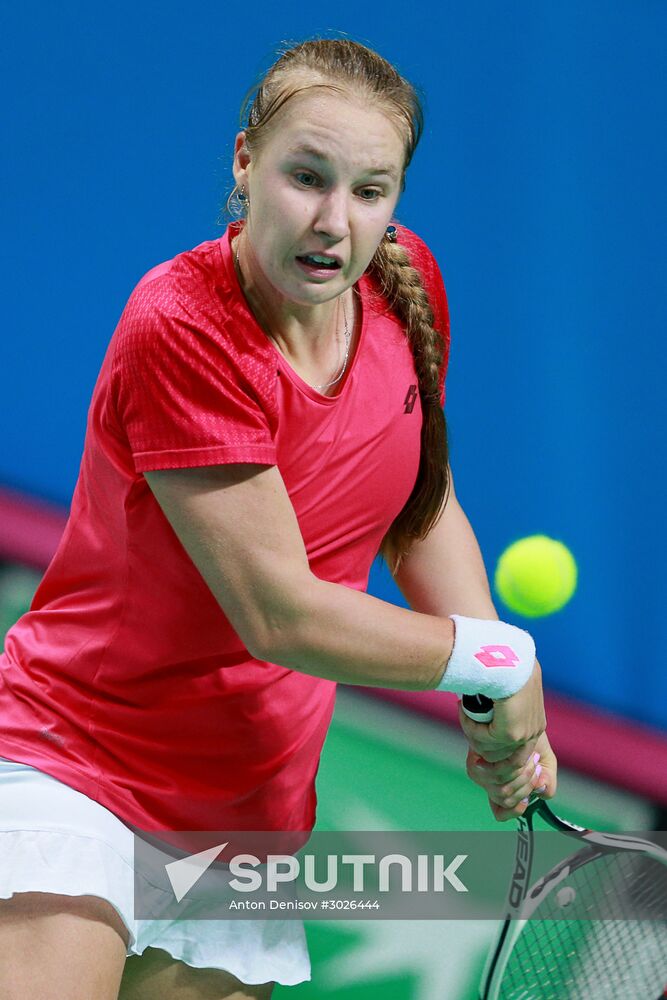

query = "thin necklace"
[235, 240, 352, 394]
[312, 298, 350, 393]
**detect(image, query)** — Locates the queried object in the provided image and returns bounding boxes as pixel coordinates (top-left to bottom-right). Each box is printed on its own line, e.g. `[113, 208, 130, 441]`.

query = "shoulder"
[392, 225, 443, 276]
[111, 237, 276, 400]
[114, 236, 262, 358]
[122, 238, 227, 327]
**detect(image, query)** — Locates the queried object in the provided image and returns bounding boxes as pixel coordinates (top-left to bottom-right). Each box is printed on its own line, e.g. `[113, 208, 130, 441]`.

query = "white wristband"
[436, 615, 536, 699]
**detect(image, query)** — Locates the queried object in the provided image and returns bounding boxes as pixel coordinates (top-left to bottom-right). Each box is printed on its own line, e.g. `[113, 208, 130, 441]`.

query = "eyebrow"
[286, 143, 400, 182]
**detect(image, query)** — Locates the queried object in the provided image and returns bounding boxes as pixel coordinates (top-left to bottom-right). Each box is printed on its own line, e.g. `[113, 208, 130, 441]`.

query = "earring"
[238, 185, 249, 211]
[385, 225, 397, 243]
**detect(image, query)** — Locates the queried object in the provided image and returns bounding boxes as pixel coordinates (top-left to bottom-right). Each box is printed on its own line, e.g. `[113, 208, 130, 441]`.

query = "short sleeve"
[110, 275, 278, 473]
[398, 227, 451, 408]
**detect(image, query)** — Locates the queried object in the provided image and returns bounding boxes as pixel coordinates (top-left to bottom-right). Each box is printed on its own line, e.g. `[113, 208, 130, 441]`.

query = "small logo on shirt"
[403, 385, 418, 414]
[39, 727, 65, 746]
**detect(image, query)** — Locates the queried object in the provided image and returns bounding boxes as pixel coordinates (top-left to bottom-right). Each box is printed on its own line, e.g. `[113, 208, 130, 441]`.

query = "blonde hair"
[230, 38, 450, 571]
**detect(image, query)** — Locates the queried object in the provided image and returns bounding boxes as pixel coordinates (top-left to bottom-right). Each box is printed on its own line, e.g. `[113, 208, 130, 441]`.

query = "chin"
[293, 282, 345, 303]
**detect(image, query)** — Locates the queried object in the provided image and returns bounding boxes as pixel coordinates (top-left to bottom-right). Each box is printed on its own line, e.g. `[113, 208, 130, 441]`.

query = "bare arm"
[144, 463, 454, 690]
[395, 471, 549, 776]
[393, 472, 499, 621]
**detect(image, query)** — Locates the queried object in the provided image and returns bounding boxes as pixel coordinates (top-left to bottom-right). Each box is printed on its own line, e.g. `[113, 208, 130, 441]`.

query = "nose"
[312, 188, 350, 242]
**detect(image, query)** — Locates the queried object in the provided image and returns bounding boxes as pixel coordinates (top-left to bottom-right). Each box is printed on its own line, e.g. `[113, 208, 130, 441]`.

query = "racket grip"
[461, 693, 495, 723]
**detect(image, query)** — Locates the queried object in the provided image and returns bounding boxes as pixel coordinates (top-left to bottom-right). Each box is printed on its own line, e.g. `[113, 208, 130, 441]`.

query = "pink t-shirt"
[0, 222, 450, 833]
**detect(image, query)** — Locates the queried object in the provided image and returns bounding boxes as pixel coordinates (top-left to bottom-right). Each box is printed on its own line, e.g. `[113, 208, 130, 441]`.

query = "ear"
[232, 131, 252, 188]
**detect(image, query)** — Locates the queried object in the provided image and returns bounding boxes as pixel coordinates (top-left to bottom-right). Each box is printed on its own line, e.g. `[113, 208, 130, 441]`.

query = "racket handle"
[461, 693, 495, 723]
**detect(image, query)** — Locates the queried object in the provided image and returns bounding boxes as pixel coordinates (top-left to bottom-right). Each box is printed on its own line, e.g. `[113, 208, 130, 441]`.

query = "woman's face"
[233, 87, 406, 310]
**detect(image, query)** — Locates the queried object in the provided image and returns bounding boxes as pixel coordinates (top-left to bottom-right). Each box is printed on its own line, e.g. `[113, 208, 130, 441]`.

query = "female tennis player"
[0, 38, 556, 999]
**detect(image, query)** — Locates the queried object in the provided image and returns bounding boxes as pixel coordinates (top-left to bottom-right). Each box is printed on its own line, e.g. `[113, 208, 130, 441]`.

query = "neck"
[232, 229, 356, 374]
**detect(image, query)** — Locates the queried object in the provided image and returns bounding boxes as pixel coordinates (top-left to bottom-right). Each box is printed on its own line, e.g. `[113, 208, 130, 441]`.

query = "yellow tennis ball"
[494, 535, 578, 618]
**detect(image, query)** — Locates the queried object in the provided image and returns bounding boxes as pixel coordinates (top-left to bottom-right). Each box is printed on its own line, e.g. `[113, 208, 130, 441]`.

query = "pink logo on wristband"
[474, 645, 519, 669]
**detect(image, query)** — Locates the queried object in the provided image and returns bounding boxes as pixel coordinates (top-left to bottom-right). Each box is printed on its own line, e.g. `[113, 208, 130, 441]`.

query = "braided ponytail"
[369, 239, 450, 572]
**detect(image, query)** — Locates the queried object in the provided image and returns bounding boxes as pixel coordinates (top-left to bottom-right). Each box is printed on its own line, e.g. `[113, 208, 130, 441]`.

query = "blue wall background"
[2, 2, 665, 728]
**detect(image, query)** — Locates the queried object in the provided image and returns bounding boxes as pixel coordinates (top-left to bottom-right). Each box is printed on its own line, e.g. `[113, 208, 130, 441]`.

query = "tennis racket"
[462, 693, 667, 1000]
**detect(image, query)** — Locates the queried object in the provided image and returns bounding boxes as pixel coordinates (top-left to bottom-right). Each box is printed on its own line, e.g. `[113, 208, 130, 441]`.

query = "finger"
[469, 745, 520, 763]
[486, 766, 544, 811]
[458, 709, 508, 756]
[476, 748, 541, 784]
[478, 741, 540, 768]
[531, 766, 557, 801]
[469, 755, 530, 786]
[459, 705, 533, 758]
[476, 738, 537, 761]
[468, 752, 542, 802]
[489, 796, 533, 822]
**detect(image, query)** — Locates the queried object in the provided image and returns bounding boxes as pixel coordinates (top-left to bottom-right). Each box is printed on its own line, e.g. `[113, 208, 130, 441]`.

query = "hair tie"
[421, 390, 442, 406]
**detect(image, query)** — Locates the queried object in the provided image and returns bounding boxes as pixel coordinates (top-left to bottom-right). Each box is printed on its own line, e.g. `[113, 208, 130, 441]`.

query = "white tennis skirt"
[0, 756, 310, 986]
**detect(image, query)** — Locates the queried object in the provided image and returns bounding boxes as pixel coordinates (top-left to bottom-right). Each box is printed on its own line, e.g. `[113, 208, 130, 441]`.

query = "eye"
[295, 171, 320, 188]
[358, 187, 382, 202]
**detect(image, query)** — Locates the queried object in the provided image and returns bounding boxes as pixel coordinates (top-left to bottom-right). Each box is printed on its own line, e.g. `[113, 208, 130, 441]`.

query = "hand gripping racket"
[462, 694, 667, 1000]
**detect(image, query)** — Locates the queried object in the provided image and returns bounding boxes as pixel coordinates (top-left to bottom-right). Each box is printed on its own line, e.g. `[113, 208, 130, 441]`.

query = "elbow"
[241, 582, 312, 666]
[247, 617, 303, 667]
[245, 620, 290, 665]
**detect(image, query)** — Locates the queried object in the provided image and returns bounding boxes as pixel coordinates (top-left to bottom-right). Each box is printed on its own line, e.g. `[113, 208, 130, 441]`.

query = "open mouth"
[296, 254, 341, 270]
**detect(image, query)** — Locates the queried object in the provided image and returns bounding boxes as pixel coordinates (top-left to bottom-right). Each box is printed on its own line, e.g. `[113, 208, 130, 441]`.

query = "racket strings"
[495, 852, 667, 999]
[500, 920, 667, 999]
